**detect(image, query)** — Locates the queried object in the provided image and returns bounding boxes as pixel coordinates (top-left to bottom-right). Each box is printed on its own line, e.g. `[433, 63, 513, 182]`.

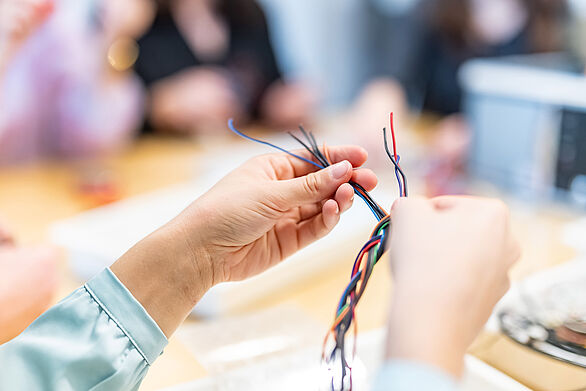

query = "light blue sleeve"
[372, 360, 457, 391]
[0, 268, 168, 391]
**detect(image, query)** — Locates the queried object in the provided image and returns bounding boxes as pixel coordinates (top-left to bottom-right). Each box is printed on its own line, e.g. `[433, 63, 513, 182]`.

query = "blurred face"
[469, 0, 528, 44]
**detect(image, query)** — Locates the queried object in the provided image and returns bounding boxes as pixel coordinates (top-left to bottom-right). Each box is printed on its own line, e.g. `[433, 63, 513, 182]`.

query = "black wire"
[287, 127, 386, 220]
[284, 125, 399, 391]
[383, 128, 408, 197]
[330, 221, 391, 391]
[287, 131, 314, 156]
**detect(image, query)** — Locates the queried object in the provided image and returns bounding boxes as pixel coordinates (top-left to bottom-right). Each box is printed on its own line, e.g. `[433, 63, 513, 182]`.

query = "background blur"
[1, 0, 586, 390]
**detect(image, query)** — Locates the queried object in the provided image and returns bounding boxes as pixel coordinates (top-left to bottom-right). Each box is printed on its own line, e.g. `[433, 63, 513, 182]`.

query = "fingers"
[275, 160, 353, 207]
[293, 184, 353, 250]
[335, 183, 354, 213]
[297, 183, 354, 222]
[351, 168, 377, 191]
[296, 199, 340, 249]
[400, 195, 522, 270]
[273, 145, 369, 179]
[429, 195, 477, 211]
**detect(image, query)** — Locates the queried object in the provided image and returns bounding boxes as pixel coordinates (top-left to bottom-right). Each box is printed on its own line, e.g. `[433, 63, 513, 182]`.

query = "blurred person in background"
[134, 0, 315, 135]
[372, 0, 570, 196]
[0, 0, 60, 345]
[0, 0, 153, 165]
[0, 0, 153, 341]
[0, 0, 53, 74]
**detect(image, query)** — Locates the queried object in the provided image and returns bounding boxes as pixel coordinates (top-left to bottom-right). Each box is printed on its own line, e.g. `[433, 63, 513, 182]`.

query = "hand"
[112, 146, 377, 336]
[180, 146, 378, 282]
[260, 81, 317, 127]
[0, 245, 59, 344]
[150, 68, 244, 134]
[385, 196, 521, 377]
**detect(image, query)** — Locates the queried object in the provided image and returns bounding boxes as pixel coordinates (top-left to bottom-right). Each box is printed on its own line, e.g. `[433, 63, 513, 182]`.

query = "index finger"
[269, 145, 369, 179]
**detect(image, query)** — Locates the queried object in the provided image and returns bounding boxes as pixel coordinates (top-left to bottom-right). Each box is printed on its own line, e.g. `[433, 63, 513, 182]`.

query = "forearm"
[110, 215, 215, 337]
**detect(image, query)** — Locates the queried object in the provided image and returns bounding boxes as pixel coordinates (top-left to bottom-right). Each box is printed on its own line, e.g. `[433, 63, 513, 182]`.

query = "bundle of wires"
[322, 113, 407, 390]
[227, 113, 408, 391]
[227, 118, 387, 220]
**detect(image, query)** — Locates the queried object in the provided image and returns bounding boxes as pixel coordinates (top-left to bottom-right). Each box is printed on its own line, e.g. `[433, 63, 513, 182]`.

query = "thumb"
[275, 160, 353, 207]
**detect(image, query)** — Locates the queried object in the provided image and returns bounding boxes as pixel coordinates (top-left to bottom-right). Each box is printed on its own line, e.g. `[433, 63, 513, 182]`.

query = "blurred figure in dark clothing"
[366, 0, 569, 196]
[134, 0, 314, 135]
[384, 0, 568, 115]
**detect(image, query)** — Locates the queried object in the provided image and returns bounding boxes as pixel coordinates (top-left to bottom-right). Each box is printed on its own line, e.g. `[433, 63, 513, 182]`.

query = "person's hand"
[182, 146, 377, 282]
[112, 146, 377, 336]
[260, 81, 317, 128]
[385, 196, 521, 377]
[0, 245, 59, 344]
[150, 68, 244, 134]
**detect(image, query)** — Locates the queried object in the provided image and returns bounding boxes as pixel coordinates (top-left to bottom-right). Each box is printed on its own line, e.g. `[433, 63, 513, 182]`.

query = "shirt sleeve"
[372, 359, 457, 391]
[0, 268, 168, 391]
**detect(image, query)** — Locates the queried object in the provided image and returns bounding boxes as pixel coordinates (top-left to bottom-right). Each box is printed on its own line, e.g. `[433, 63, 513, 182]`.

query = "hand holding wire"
[227, 114, 406, 391]
[180, 136, 377, 283]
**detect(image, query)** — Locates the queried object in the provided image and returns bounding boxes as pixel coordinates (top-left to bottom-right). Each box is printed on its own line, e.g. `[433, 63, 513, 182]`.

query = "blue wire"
[228, 119, 324, 170]
[228, 119, 383, 220]
[336, 234, 383, 311]
[337, 272, 362, 312]
[394, 155, 403, 197]
[349, 234, 382, 279]
[354, 191, 380, 219]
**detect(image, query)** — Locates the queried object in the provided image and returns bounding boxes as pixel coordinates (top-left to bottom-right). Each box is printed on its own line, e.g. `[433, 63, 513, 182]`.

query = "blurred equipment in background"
[496, 258, 586, 376]
[134, 0, 314, 135]
[379, 0, 569, 116]
[461, 53, 586, 203]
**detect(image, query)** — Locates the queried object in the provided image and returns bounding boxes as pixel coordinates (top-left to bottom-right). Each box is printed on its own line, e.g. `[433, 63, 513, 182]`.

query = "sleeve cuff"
[372, 359, 457, 391]
[85, 268, 168, 365]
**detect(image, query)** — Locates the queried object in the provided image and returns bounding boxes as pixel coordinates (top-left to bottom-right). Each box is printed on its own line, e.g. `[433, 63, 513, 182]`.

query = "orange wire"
[352, 308, 358, 360]
[323, 142, 333, 165]
[331, 306, 351, 330]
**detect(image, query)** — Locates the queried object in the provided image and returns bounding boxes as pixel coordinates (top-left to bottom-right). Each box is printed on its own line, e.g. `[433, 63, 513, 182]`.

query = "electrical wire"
[228, 119, 387, 220]
[226, 114, 407, 391]
[228, 119, 323, 170]
[322, 113, 408, 390]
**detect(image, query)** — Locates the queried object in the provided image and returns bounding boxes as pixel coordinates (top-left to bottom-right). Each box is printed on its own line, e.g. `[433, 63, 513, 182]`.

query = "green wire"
[337, 302, 350, 317]
[335, 220, 390, 318]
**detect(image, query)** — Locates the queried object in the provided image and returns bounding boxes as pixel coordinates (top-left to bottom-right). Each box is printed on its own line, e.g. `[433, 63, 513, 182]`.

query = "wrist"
[175, 203, 226, 286]
[163, 214, 220, 298]
[111, 219, 215, 337]
[386, 285, 467, 378]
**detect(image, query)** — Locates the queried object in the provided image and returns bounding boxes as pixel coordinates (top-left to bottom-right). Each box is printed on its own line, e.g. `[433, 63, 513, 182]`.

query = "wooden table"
[1, 132, 584, 390]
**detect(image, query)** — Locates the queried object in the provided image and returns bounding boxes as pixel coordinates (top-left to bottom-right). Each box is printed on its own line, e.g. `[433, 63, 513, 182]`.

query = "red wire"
[390, 112, 398, 161]
[351, 239, 381, 276]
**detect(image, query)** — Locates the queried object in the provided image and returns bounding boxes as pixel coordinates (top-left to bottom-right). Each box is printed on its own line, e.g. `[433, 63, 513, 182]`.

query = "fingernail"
[330, 161, 350, 180]
[334, 202, 339, 214]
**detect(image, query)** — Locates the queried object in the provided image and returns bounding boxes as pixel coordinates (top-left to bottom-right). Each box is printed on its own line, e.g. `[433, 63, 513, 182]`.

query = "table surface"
[1, 128, 585, 391]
